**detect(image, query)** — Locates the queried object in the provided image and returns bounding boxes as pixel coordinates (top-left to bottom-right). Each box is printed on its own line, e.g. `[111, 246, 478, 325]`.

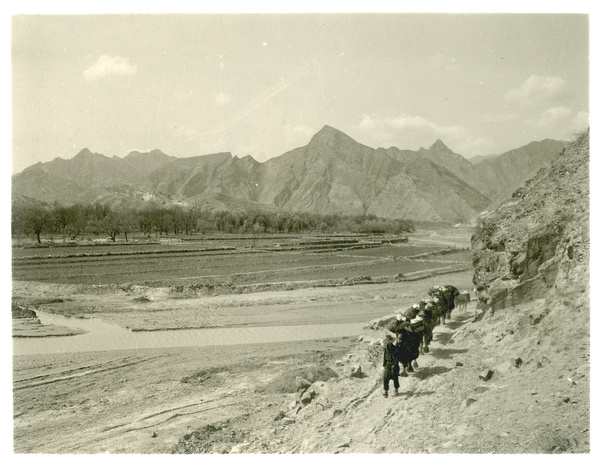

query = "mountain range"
[11, 126, 567, 223]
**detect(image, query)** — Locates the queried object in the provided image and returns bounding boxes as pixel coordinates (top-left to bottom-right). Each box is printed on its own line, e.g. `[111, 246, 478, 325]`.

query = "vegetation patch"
[12, 199, 413, 245]
[12, 301, 37, 319]
[533, 426, 580, 454]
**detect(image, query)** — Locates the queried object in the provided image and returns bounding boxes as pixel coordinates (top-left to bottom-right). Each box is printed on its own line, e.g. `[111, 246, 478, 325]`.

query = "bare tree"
[24, 204, 50, 243]
[99, 211, 121, 242]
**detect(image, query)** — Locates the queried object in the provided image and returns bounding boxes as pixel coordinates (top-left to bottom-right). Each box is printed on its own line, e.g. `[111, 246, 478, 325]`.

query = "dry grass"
[533, 426, 579, 454]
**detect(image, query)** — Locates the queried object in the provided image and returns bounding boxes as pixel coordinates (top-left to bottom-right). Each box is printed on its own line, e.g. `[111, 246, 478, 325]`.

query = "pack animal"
[418, 301, 437, 353]
[386, 313, 424, 376]
[428, 285, 460, 323]
[455, 291, 471, 311]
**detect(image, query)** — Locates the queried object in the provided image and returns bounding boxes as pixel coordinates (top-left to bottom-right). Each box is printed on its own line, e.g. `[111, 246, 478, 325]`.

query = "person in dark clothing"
[420, 302, 436, 353]
[385, 313, 415, 377]
[382, 333, 400, 397]
[404, 310, 426, 370]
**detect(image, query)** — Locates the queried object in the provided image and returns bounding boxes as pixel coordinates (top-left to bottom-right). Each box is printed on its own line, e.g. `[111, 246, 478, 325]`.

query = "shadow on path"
[435, 332, 454, 345]
[432, 348, 468, 360]
[443, 320, 463, 330]
[396, 390, 435, 398]
[411, 366, 452, 380]
[443, 314, 471, 330]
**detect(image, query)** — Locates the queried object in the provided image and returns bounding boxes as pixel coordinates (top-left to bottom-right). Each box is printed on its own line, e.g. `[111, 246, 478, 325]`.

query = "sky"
[10, 10, 590, 173]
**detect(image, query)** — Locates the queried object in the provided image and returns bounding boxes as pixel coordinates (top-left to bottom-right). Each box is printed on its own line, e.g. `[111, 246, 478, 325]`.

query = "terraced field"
[12, 235, 467, 287]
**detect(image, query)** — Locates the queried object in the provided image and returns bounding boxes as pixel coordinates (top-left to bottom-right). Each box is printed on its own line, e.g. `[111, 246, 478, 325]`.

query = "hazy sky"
[11, 12, 589, 173]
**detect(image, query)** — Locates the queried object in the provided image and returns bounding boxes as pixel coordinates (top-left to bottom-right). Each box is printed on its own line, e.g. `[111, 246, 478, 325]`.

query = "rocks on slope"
[471, 128, 589, 315]
[474, 139, 568, 204]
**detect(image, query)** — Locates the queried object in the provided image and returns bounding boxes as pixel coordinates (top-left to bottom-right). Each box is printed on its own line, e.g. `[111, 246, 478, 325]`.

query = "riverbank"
[12, 318, 86, 338]
[12, 271, 472, 334]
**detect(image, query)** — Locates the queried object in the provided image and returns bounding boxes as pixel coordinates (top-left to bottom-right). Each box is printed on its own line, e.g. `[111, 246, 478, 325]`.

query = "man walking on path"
[382, 333, 401, 397]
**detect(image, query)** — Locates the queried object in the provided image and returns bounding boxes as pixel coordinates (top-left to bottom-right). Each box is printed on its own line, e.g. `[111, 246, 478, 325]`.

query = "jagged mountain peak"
[124, 149, 171, 163]
[73, 148, 94, 158]
[418, 139, 465, 164]
[308, 125, 356, 146]
[315, 124, 342, 135]
[126, 148, 167, 156]
[70, 148, 112, 163]
[429, 139, 453, 153]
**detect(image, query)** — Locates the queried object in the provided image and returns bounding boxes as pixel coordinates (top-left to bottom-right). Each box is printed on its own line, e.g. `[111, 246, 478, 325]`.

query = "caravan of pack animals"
[381, 284, 470, 397]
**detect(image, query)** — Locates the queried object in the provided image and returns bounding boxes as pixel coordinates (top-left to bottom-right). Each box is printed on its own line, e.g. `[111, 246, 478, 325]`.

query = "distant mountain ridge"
[12, 126, 567, 223]
[473, 139, 568, 207]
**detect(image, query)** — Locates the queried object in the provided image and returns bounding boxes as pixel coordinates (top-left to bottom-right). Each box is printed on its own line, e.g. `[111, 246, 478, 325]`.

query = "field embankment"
[12, 235, 467, 287]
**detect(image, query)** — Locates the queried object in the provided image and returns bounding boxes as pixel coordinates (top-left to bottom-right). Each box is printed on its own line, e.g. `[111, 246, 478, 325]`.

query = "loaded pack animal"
[387, 315, 422, 377]
[455, 291, 471, 311]
[417, 300, 437, 353]
[427, 291, 448, 325]
[428, 285, 460, 323]
[405, 309, 426, 369]
[385, 311, 425, 377]
[444, 285, 461, 318]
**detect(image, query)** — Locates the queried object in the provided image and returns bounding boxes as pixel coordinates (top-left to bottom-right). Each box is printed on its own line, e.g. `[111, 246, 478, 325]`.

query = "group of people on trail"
[381, 284, 461, 397]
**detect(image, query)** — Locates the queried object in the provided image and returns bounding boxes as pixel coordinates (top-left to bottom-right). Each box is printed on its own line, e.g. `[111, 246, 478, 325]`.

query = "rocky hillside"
[471, 128, 589, 314]
[12, 126, 566, 222]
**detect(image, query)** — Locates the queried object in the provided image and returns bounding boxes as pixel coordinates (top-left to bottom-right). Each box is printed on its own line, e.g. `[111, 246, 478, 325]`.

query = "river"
[12, 311, 366, 356]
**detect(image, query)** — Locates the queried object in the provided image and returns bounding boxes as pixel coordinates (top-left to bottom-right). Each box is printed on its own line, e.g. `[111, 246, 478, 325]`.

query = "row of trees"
[11, 200, 414, 243]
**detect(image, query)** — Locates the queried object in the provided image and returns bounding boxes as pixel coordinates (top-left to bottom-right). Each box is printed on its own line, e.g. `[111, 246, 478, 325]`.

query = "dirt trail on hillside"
[196, 306, 589, 455]
[305, 311, 587, 454]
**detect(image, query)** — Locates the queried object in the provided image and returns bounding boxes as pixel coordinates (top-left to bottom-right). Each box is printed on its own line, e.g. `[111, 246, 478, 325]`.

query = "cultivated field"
[12, 233, 468, 287]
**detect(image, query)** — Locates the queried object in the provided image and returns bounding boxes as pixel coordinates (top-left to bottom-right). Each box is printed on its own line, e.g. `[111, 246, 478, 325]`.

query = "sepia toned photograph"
[9, 7, 590, 455]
